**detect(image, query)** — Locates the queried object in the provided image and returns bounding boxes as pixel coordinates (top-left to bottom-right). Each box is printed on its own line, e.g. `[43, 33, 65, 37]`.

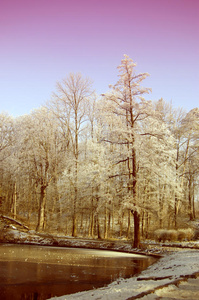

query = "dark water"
[0, 244, 156, 300]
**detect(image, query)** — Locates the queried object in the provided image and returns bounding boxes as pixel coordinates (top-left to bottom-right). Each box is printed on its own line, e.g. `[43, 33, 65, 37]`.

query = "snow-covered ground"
[49, 249, 199, 300]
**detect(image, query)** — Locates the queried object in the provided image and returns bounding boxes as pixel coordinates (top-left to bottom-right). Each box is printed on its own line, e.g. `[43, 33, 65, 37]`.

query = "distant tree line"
[0, 55, 199, 248]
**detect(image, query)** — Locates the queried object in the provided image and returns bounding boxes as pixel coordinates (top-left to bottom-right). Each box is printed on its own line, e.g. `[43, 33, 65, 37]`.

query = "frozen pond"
[0, 243, 156, 300]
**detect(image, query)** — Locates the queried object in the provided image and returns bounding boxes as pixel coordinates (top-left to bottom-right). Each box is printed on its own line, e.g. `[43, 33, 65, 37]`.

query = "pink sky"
[0, 0, 199, 116]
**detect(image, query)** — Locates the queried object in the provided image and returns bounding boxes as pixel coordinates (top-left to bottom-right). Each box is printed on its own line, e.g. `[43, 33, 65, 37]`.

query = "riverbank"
[0, 226, 162, 256]
[2, 225, 199, 254]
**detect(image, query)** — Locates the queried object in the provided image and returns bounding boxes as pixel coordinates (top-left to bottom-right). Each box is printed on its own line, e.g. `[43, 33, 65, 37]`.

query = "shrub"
[177, 228, 194, 241]
[154, 228, 194, 242]
[193, 229, 199, 240]
[177, 229, 186, 241]
[154, 229, 165, 242]
[167, 230, 178, 241]
[154, 229, 177, 242]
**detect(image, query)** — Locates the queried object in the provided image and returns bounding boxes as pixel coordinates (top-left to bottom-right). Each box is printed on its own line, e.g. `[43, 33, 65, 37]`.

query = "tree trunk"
[192, 185, 196, 219]
[126, 210, 131, 239]
[141, 211, 144, 238]
[119, 212, 124, 237]
[188, 177, 194, 221]
[11, 182, 17, 219]
[174, 194, 178, 228]
[108, 211, 111, 238]
[133, 210, 140, 248]
[96, 213, 102, 239]
[104, 204, 108, 239]
[111, 203, 114, 238]
[72, 104, 79, 237]
[72, 211, 77, 237]
[57, 194, 62, 231]
[36, 185, 47, 231]
[89, 199, 94, 237]
[0, 215, 29, 230]
[145, 212, 150, 239]
[72, 187, 77, 237]
[132, 146, 140, 248]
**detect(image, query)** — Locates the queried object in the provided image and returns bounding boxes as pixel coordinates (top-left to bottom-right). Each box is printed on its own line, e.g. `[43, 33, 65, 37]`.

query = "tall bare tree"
[49, 73, 94, 236]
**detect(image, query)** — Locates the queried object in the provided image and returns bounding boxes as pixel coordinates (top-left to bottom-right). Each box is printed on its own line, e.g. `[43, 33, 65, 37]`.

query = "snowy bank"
[49, 250, 199, 300]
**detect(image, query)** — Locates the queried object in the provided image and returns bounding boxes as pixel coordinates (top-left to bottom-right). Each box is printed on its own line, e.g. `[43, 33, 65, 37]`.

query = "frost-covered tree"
[48, 73, 94, 236]
[15, 107, 67, 231]
[99, 55, 183, 247]
[100, 55, 153, 247]
[0, 113, 14, 160]
[180, 108, 199, 220]
[165, 107, 199, 226]
[0, 113, 15, 216]
[137, 113, 180, 229]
